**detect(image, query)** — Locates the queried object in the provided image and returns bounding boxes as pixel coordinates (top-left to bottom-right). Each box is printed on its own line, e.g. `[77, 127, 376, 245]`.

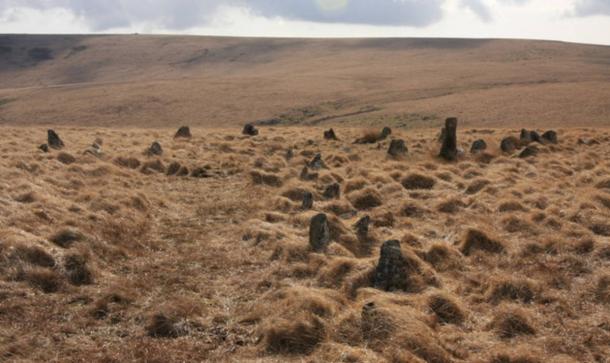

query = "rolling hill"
[1, 34, 609, 128]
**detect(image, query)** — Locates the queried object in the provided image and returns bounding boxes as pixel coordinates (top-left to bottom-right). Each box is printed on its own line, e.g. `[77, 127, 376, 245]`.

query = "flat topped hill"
[0, 34, 609, 128]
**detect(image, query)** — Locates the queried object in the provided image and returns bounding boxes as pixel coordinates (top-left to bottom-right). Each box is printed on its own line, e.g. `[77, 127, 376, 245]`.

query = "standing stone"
[519, 145, 538, 158]
[47, 129, 64, 150]
[387, 139, 407, 157]
[174, 126, 192, 139]
[285, 148, 294, 161]
[380, 127, 392, 140]
[308, 153, 326, 169]
[302, 191, 314, 210]
[373, 240, 407, 291]
[501, 136, 519, 153]
[243, 124, 259, 136]
[354, 215, 371, 239]
[439, 117, 458, 161]
[323, 183, 341, 200]
[324, 128, 338, 140]
[147, 142, 163, 156]
[520, 129, 532, 145]
[542, 130, 558, 144]
[529, 131, 542, 143]
[470, 139, 487, 153]
[309, 213, 330, 252]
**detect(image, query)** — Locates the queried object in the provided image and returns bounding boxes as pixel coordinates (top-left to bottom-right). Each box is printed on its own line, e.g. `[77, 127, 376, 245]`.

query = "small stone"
[470, 139, 487, 153]
[380, 127, 392, 140]
[387, 139, 407, 157]
[373, 240, 407, 291]
[520, 129, 533, 145]
[302, 191, 314, 210]
[354, 215, 371, 239]
[323, 183, 341, 200]
[541, 130, 558, 144]
[324, 128, 338, 140]
[147, 142, 163, 156]
[191, 167, 212, 178]
[501, 136, 519, 153]
[309, 213, 330, 252]
[285, 148, 294, 160]
[242, 124, 259, 136]
[578, 138, 599, 146]
[308, 153, 326, 169]
[38, 144, 49, 153]
[47, 129, 64, 150]
[519, 145, 538, 158]
[174, 126, 192, 139]
[166, 161, 182, 176]
[439, 118, 458, 161]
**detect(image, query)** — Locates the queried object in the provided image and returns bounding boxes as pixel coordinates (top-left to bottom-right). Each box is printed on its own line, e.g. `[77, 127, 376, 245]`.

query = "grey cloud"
[247, 0, 444, 27]
[0, 0, 447, 30]
[572, 0, 610, 16]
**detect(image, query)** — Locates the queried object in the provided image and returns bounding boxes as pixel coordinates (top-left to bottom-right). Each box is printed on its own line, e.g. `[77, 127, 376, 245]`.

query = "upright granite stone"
[302, 191, 314, 210]
[48, 129, 64, 150]
[470, 139, 487, 153]
[242, 124, 259, 136]
[439, 118, 458, 161]
[501, 136, 519, 153]
[174, 126, 192, 139]
[354, 215, 371, 239]
[309, 213, 330, 252]
[380, 127, 392, 140]
[147, 141, 163, 156]
[542, 130, 558, 144]
[387, 139, 407, 157]
[308, 153, 326, 169]
[373, 240, 407, 291]
[324, 128, 338, 140]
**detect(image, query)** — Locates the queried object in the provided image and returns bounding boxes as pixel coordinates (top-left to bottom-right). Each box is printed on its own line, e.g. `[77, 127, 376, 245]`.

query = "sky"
[0, 0, 609, 45]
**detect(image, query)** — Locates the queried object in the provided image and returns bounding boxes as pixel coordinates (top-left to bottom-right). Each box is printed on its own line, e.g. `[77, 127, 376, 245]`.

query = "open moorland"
[0, 35, 609, 362]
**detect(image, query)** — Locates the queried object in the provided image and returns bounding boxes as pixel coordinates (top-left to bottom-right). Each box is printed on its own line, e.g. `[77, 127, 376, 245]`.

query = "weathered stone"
[387, 139, 407, 157]
[519, 145, 538, 158]
[39, 144, 49, 153]
[373, 240, 407, 291]
[166, 161, 182, 176]
[174, 126, 192, 139]
[541, 130, 558, 144]
[309, 213, 330, 252]
[302, 191, 314, 210]
[308, 153, 326, 169]
[147, 142, 163, 156]
[323, 183, 341, 200]
[380, 127, 392, 140]
[439, 118, 458, 161]
[470, 139, 487, 153]
[324, 128, 338, 140]
[529, 131, 542, 143]
[47, 129, 64, 150]
[191, 167, 212, 178]
[501, 136, 519, 153]
[520, 129, 532, 145]
[242, 124, 259, 136]
[354, 215, 371, 239]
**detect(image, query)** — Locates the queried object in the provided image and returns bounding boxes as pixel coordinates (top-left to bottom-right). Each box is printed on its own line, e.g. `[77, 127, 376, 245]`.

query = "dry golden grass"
[0, 125, 609, 362]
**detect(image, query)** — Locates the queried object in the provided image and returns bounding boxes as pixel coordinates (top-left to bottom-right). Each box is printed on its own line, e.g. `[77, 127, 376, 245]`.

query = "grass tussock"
[460, 229, 505, 256]
[491, 306, 536, 339]
[401, 174, 436, 190]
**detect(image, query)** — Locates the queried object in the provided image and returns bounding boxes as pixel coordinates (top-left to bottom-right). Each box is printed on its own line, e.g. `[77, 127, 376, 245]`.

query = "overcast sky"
[0, 0, 609, 45]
